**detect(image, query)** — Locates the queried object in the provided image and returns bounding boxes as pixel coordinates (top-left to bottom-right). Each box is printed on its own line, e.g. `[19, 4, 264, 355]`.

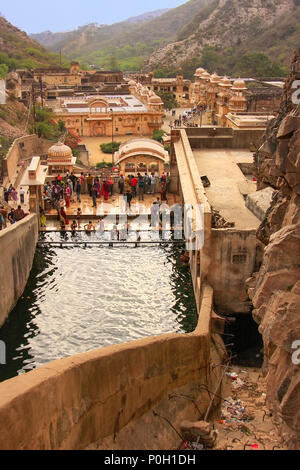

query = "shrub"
[152, 129, 165, 143]
[100, 141, 121, 154]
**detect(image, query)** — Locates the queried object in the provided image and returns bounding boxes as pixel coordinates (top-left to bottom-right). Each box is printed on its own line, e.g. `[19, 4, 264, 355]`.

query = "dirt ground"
[212, 366, 287, 451]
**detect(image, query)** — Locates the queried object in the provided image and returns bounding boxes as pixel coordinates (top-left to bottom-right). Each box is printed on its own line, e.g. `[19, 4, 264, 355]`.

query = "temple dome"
[232, 78, 246, 90]
[48, 142, 72, 158]
[149, 94, 163, 104]
[210, 72, 221, 83]
[219, 76, 232, 87]
[128, 80, 136, 87]
[194, 67, 206, 77]
[201, 71, 211, 80]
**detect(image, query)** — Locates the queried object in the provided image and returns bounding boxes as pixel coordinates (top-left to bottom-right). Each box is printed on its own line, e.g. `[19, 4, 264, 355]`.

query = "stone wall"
[186, 128, 264, 150]
[3, 135, 52, 186]
[248, 48, 300, 449]
[0, 214, 39, 327]
[0, 283, 225, 450]
[208, 229, 263, 315]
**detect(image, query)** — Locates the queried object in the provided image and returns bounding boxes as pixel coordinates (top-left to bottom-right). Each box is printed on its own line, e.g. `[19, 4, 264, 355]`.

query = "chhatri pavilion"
[47, 141, 76, 176]
[114, 138, 169, 175]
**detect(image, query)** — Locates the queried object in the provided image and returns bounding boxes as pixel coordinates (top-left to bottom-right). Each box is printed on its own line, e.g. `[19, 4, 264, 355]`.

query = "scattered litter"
[226, 372, 238, 380]
[221, 397, 253, 423]
[191, 442, 204, 450]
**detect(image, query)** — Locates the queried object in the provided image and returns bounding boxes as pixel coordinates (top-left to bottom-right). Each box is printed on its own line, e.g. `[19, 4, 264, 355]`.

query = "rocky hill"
[0, 16, 61, 69]
[30, 10, 170, 49]
[144, 0, 299, 76]
[247, 48, 300, 449]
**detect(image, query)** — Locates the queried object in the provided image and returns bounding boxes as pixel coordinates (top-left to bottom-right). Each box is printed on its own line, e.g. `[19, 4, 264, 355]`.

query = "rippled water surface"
[0, 233, 197, 382]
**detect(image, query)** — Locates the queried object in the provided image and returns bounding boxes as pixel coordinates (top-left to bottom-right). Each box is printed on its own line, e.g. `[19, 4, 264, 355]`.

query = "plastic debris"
[226, 372, 238, 380]
[232, 377, 245, 391]
[191, 442, 204, 450]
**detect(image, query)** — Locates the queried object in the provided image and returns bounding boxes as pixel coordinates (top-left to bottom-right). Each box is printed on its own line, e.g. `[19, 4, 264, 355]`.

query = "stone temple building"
[114, 137, 169, 175]
[192, 67, 283, 129]
[51, 83, 164, 137]
[125, 71, 192, 107]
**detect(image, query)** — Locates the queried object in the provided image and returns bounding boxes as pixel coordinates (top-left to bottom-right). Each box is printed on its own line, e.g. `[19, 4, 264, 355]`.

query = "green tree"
[109, 56, 120, 71]
[58, 120, 66, 132]
[234, 52, 287, 77]
[0, 64, 8, 79]
[152, 129, 165, 143]
[157, 91, 178, 110]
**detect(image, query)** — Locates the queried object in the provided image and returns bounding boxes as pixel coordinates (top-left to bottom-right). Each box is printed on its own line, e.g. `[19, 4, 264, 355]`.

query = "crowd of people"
[0, 184, 28, 231]
[1, 169, 171, 232]
[170, 106, 207, 128]
[0, 204, 28, 231]
[43, 171, 171, 222]
[2, 185, 26, 205]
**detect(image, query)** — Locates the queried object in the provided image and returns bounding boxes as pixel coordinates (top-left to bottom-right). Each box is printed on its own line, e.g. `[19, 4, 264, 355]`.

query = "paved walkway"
[193, 149, 260, 230]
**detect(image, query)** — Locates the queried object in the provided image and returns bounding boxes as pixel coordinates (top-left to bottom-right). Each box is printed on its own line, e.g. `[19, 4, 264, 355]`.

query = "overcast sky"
[0, 0, 185, 33]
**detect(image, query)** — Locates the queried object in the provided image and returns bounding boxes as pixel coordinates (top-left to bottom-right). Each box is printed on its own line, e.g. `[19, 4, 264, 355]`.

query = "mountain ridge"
[29, 0, 212, 70]
[30, 8, 171, 49]
[143, 0, 298, 76]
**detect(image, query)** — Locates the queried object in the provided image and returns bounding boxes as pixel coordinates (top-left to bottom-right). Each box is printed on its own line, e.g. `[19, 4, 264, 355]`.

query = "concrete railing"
[0, 283, 215, 450]
[0, 214, 39, 327]
[172, 129, 212, 306]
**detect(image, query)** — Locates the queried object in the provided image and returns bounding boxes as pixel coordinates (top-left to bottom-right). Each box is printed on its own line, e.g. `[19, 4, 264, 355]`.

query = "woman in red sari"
[102, 180, 110, 201]
[60, 206, 70, 225]
[65, 185, 71, 208]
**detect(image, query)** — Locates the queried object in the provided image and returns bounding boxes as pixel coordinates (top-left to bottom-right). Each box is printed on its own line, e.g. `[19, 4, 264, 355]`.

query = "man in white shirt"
[19, 187, 25, 204]
[150, 173, 156, 194]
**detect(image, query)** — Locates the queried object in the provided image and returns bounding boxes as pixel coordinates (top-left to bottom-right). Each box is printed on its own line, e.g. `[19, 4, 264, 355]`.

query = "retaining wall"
[0, 214, 39, 327]
[0, 284, 217, 450]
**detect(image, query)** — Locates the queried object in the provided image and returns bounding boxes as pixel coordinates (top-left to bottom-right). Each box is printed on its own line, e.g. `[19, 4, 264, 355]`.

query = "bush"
[100, 141, 121, 154]
[0, 64, 8, 79]
[152, 129, 165, 143]
[96, 160, 113, 169]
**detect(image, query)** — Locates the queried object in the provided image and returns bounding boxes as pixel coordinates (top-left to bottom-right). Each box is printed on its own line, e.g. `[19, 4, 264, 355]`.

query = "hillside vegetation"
[0, 16, 64, 71]
[145, 0, 299, 77]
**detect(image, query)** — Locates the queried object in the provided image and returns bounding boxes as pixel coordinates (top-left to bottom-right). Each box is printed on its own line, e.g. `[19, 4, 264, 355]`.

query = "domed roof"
[194, 67, 206, 77]
[201, 71, 211, 80]
[141, 87, 149, 95]
[128, 80, 136, 87]
[219, 76, 232, 87]
[210, 72, 221, 83]
[48, 142, 72, 158]
[232, 78, 246, 90]
[149, 94, 163, 104]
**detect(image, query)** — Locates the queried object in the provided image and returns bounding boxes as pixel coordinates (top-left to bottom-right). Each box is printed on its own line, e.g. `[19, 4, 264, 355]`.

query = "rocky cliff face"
[247, 48, 300, 449]
[143, 0, 296, 72]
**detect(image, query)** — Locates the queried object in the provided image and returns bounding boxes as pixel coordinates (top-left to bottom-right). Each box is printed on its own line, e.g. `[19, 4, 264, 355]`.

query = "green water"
[0, 233, 198, 382]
